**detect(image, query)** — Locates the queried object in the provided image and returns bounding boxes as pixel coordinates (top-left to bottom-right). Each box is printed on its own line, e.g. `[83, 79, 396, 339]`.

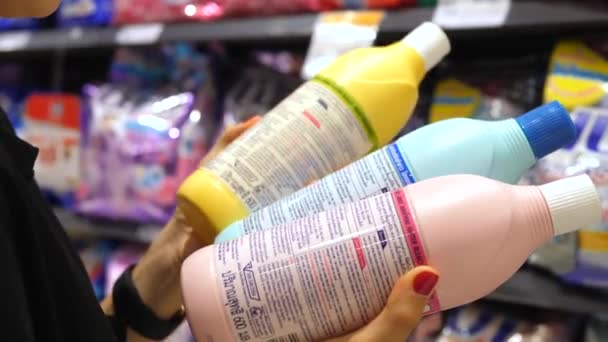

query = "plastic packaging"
[430, 57, 544, 123]
[77, 85, 203, 223]
[528, 107, 608, 288]
[301, 11, 384, 80]
[325, 0, 414, 9]
[438, 305, 577, 342]
[77, 240, 114, 300]
[194, 0, 322, 21]
[221, 65, 301, 128]
[544, 39, 608, 111]
[177, 22, 451, 243]
[181, 174, 601, 341]
[113, 0, 192, 24]
[217, 101, 574, 242]
[21, 93, 82, 207]
[0, 18, 39, 30]
[77, 44, 216, 223]
[57, 0, 113, 27]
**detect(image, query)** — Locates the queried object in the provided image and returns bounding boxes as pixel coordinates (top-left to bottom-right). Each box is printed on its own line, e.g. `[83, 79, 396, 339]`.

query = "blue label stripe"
[387, 143, 416, 185]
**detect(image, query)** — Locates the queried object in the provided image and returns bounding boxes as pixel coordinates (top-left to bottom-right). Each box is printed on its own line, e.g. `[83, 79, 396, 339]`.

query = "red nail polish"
[413, 271, 439, 296]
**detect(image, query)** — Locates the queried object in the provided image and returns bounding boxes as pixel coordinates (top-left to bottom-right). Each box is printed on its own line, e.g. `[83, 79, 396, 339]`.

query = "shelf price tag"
[433, 0, 512, 29]
[115, 23, 164, 45]
[0, 31, 32, 51]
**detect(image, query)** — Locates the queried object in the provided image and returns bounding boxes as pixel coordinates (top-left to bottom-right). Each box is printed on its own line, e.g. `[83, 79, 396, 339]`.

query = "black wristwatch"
[112, 264, 185, 340]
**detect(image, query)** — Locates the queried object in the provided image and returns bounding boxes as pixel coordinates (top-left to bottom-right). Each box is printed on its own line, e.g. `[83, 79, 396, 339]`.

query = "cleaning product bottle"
[181, 174, 601, 342]
[216, 101, 575, 242]
[177, 22, 450, 243]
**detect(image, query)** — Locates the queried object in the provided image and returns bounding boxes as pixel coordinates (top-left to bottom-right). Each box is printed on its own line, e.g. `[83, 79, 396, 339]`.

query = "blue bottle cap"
[515, 101, 575, 159]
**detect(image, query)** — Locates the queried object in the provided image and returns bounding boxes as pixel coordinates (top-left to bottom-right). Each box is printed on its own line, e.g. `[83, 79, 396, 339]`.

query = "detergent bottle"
[182, 174, 600, 342]
[177, 22, 450, 243]
[217, 101, 575, 242]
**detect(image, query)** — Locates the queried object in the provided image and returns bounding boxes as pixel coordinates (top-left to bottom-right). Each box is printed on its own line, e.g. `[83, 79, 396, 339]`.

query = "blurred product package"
[437, 305, 577, 342]
[544, 39, 608, 110]
[221, 53, 302, 129]
[528, 38, 608, 289]
[57, 0, 114, 27]
[77, 44, 217, 223]
[76, 239, 115, 300]
[428, 56, 545, 123]
[301, 10, 384, 79]
[0, 18, 39, 30]
[21, 93, 82, 206]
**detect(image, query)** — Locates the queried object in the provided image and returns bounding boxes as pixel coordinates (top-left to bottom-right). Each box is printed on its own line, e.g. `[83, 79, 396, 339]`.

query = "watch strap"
[112, 264, 185, 340]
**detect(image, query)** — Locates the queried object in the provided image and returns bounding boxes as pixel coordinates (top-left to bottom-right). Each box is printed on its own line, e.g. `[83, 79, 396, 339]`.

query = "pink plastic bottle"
[181, 174, 601, 342]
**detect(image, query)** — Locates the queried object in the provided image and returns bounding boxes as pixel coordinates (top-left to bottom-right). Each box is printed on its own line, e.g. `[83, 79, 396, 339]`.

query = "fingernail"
[413, 270, 439, 296]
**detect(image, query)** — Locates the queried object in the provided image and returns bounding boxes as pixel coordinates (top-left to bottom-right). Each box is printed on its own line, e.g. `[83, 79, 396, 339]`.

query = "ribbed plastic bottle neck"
[509, 186, 554, 246]
[489, 120, 537, 179]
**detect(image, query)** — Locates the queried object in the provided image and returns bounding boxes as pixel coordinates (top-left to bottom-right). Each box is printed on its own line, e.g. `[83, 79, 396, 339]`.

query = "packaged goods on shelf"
[21, 93, 82, 207]
[528, 38, 608, 289]
[437, 304, 578, 342]
[528, 107, 608, 288]
[221, 62, 302, 128]
[0, 18, 39, 30]
[301, 10, 384, 79]
[544, 39, 608, 110]
[76, 239, 115, 300]
[324, 0, 413, 9]
[429, 57, 545, 123]
[77, 44, 217, 223]
[113, 0, 193, 24]
[57, 0, 114, 27]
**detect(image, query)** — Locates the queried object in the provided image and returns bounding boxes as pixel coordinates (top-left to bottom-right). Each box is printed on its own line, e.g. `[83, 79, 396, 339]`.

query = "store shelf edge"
[486, 267, 608, 315]
[55, 208, 161, 243]
[0, 1, 606, 52]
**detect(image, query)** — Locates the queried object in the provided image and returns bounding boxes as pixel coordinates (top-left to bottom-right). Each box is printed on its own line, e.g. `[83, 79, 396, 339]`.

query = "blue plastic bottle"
[216, 101, 575, 242]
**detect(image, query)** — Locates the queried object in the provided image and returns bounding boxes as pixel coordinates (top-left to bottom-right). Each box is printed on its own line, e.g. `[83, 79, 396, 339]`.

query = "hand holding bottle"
[324, 266, 439, 342]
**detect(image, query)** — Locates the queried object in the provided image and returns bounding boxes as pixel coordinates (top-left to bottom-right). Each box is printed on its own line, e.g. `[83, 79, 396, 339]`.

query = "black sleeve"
[0, 111, 118, 342]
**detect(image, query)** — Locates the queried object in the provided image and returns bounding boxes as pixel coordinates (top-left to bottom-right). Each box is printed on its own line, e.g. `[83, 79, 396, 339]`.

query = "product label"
[205, 80, 374, 212]
[239, 142, 415, 234]
[215, 189, 440, 342]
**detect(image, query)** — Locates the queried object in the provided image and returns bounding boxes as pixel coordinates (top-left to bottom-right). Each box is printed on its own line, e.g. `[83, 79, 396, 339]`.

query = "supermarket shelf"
[0, 1, 607, 52]
[487, 267, 608, 315]
[55, 208, 161, 243]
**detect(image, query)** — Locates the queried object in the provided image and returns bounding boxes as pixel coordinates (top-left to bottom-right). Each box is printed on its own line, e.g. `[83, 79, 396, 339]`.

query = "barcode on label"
[266, 333, 299, 342]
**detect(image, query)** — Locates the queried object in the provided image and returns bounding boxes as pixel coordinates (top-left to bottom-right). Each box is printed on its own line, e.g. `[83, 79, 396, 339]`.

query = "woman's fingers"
[328, 266, 439, 342]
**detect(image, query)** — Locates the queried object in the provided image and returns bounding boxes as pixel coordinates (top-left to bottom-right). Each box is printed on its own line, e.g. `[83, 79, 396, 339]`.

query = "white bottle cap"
[401, 22, 451, 71]
[539, 174, 602, 236]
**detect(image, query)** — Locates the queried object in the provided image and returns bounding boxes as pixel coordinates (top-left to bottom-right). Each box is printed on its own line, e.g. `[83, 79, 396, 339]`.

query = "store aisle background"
[4, 0, 608, 341]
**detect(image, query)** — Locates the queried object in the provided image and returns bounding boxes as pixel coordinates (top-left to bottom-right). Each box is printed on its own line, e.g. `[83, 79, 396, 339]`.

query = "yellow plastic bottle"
[178, 22, 450, 243]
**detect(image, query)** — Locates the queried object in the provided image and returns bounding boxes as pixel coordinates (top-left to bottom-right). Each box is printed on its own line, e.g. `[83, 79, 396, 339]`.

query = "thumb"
[330, 266, 439, 342]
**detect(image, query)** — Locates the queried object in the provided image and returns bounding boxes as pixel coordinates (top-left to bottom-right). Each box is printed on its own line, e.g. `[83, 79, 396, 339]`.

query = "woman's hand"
[326, 266, 439, 342]
[101, 116, 261, 341]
